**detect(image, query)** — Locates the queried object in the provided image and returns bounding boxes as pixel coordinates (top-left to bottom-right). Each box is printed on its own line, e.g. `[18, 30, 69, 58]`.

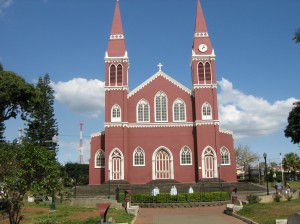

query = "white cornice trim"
[220, 129, 233, 135]
[193, 84, 217, 89]
[128, 71, 191, 98]
[104, 51, 129, 62]
[128, 122, 194, 128]
[91, 131, 105, 138]
[191, 49, 216, 58]
[195, 120, 219, 126]
[104, 122, 128, 128]
[104, 86, 128, 91]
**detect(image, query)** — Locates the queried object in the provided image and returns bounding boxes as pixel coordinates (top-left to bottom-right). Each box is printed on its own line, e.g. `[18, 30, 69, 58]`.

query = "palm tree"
[283, 153, 300, 180]
[293, 28, 300, 43]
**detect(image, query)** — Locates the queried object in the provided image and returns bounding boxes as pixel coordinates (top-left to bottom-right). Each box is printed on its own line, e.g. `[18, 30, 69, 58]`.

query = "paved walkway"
[134, 205, 246, 224]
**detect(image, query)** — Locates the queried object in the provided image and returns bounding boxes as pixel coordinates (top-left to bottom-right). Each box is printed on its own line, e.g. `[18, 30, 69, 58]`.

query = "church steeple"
[107, 0, 127, 57]
[192, 0, 213, 56]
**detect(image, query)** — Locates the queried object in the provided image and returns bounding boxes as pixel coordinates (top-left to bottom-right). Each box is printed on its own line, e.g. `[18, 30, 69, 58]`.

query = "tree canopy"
[284, 101, 300, 145]
[235, 144, 259, 168]
[0, 141, 61, 224]
[0, 66, 35, 141]
[25, 74, 58, 156]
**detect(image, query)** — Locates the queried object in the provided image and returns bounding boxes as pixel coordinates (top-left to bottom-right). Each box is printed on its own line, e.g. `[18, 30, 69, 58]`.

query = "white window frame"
[111, 104, 121, 122]
[155, 91, 168, 122]
[133, 147, 145, 166]
[173, 98, 186, 122]
[180, 146, 192, 165]
[95, 149, 105, 168]
[202, 102, 212, 120]
[221, 147, 230, 165]
[136, 99, 150, 123]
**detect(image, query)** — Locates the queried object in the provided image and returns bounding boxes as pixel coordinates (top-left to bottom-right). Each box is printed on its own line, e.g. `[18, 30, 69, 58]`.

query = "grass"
[289, 181, 300, 190]
[21, 202, 134, 224]
[237, 198, 300, 224]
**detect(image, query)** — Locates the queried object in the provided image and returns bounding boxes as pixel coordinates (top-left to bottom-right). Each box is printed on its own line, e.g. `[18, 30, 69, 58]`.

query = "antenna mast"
[79, 123, 84, 164]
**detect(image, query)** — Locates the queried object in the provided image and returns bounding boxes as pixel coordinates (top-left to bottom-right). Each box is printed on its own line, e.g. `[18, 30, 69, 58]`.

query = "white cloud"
[51, 78, 105, 118]
[218, 78, 298, 139]
[0, 0, 13, 16]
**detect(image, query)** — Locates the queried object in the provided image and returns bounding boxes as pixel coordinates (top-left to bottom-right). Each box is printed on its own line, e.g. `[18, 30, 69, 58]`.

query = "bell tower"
[191, 0, 221, 181]
[104, 0, 129, 181]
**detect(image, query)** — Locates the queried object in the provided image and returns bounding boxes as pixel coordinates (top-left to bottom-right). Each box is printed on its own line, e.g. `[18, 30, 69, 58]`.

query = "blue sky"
[1, 0, 299, 165]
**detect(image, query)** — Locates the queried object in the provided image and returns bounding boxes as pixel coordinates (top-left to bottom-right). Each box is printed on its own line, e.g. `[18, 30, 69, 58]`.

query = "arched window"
[202, 102, 212, 120]
[173, 99, 186, 122]
[111, 104, 121, 122]
[198, 62, 204, 84]
[180, 146, 192, 165]
[137, 99, 150, 122]
[95, 149, 105, 168]
[109, 64, 116, 86]
[155, 92, 167, 122]
[205, 62, 212, 84]
[221, 147, 230, 165]
[133, 147, 145, 166]
[117, 64, 123, 85]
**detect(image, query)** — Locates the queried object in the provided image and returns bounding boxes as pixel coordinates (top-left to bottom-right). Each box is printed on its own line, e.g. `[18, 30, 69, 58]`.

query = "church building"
[89, 0, 237, 185]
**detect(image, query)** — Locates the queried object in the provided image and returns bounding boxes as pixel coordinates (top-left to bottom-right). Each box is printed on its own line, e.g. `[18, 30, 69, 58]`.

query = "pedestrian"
[276, 180, 283, 194]
[286, 182, 291, 194]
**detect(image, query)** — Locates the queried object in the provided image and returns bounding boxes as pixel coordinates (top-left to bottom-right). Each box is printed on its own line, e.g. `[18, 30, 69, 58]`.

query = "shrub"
[246, 194, 261, 204]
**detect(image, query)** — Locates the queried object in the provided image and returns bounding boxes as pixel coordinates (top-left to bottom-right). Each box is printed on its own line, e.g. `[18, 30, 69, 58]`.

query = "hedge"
[118, 192, 229, 203]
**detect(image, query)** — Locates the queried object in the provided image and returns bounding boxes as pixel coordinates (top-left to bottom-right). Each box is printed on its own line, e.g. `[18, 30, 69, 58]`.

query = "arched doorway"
[109, 148, 124, 180]
[202, 147, 217, 178]
[152, 147, 174, 180]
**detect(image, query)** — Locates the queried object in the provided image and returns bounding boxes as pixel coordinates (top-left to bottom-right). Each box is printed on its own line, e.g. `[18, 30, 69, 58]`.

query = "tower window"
[202, 102, 212, 120]
[137, 99, 150, 122]
[198, 62, 204, 84]
[111, 104, 121, 122]
[109, 64, 116, 86]
[155, 92, 167, 122]
[173, 99, 186, 122]
[117, 64, 123, 85]
[205, 62, 212, 83]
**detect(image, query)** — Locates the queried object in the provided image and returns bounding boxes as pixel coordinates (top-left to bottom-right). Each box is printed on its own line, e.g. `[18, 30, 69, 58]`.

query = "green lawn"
[237, 198, 300, 224]
[22, 202, 134, 224]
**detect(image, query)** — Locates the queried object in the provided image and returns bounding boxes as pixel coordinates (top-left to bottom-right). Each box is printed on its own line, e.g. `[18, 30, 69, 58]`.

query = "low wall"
[259, 190, 299, 203]
[65, 197, 123, 209]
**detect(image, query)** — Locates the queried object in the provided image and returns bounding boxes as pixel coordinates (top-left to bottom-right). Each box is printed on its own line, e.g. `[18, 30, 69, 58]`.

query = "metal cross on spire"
[157, 63, 163, 71]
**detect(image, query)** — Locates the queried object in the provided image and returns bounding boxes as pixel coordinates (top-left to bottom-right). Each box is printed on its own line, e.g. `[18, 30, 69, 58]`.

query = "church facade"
[89, 0, 237, 185]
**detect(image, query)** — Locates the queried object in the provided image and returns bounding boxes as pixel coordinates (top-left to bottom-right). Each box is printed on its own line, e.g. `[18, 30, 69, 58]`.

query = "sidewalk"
[134, 205, 246, 224]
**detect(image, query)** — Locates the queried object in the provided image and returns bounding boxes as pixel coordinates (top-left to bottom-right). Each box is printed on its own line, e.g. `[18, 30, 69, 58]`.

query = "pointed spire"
[194, 0, 208, 34]
[107, 0, 126, 57]
[192, 0, 213, 55]
[110, 0, 124, 36]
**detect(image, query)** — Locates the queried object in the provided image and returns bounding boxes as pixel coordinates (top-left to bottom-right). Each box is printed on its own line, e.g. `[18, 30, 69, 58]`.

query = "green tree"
[283, 153, 300, 179]
[0, 66, 35, 141]
[63, 163, 89, 185]
[293, 27, 300, 43]
[25, 74, 58, 156]
[0, 141, 61, 224]
[284, 101, 300, 145]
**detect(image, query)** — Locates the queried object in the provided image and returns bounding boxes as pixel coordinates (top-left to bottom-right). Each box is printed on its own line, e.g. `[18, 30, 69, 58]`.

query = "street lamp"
[258, 160, 261, 184]
[218, 164, 221, 186]
[263, 153, 269, 195]
[280, 153, 284, 182]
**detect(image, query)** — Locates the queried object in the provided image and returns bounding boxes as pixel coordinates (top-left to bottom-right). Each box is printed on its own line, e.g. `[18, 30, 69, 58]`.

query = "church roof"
[128, 71, 191, 98]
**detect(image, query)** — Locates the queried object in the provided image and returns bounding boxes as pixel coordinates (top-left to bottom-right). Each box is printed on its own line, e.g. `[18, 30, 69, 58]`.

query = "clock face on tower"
[198, 44, 208, 53]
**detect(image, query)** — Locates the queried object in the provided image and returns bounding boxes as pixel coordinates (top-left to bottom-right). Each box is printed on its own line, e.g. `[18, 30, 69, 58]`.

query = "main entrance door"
[155, 149, 170, 179]
[110, 149, 123, 180]
[203, 147, 216, 178]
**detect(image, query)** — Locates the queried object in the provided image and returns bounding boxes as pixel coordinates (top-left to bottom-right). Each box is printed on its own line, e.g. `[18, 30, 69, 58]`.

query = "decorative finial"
[157, 63, 163, 71]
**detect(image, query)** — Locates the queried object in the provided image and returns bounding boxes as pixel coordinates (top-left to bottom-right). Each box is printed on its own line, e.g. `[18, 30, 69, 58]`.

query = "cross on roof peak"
[157, 63, 163, 71]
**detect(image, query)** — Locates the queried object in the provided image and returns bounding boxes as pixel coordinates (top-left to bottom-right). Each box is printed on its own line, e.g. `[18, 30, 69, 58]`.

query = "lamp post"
[51, 135, 58, 210]
[108, 170, 110, 199]
[218, 164, 221, 186]
[280, 153, 284, 182]
[258, 160, 261, 184]
[263, 153, 269, 195]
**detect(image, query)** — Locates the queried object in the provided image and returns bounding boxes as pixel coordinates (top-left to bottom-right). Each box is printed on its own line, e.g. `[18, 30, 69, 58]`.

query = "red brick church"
[89, 0, 237, 185]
